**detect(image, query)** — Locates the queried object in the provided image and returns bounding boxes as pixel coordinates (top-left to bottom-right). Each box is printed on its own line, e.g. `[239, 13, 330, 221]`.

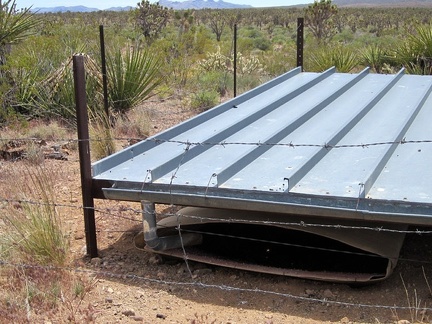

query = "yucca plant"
[362, 44, 388, 73]
[393, 24, 432, 75]
[36, 54, 103, 123]
[308, 44, 359, 73]
[107, 46, 162, 115]
[0, 0, 41, 67]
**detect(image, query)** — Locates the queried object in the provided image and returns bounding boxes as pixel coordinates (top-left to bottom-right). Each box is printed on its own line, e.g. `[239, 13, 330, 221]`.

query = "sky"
[16, 0, 310, 10]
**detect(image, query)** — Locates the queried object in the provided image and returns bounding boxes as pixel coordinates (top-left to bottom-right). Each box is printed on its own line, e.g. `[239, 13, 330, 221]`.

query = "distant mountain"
[159, 0, 252, 9]
[106, 6, 134, 11]
[32, 6, 133, 13]
[34, 6, 98, 13]
[32, 0, 251, 13]
[334, 0, 432, 7]
[32, 0, 432, 13]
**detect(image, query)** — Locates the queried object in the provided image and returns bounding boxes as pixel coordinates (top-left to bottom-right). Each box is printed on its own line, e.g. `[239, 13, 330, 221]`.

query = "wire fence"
[2, 136, 432, 148]
[0, 258, 430, 312]
[1, 134, 432, 318]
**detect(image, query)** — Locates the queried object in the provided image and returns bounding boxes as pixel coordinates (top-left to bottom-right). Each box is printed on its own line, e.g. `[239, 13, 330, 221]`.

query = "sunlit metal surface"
[93, 67, 432, 225]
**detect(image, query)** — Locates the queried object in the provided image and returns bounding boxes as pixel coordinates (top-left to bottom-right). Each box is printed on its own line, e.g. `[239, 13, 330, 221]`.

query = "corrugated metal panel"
[92, 67, 432, 225]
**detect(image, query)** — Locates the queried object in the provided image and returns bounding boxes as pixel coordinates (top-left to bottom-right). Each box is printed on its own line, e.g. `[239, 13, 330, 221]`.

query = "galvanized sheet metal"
[93, 67, 432, 225]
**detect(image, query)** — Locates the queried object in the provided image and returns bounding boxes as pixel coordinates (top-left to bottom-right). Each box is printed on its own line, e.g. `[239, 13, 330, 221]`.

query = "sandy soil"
[2, 99, 432, 323]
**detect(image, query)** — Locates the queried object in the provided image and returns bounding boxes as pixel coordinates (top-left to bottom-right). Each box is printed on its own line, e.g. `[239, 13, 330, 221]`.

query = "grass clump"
[190, 90, 219, 112]
[89, 111, 116, 161]
[0, 165, 96, 321]
[1, 166, 69, 266]
[26, 120, 68, 141]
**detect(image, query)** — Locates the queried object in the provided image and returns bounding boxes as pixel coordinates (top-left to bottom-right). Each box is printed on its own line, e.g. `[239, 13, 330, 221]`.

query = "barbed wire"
[1, 196, 431, 235]
[2, 136, 432, 150]
[150, 138, 432, 149]
[0, 258, 430, 312]
[2, 196, 432, 266]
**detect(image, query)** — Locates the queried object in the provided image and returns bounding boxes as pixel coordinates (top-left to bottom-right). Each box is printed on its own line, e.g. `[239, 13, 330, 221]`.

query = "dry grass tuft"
[89, 111, 116, 161]
[0, 165, 95, 322]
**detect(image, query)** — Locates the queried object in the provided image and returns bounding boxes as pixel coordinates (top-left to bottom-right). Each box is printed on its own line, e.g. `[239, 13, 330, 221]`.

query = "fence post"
[73, 54, 98, 258]
[233, 23, 237, 97]
[297, 17, 304, 71]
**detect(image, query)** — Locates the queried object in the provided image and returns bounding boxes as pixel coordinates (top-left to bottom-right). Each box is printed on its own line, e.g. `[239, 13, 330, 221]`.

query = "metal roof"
[92, 66, 432, 225]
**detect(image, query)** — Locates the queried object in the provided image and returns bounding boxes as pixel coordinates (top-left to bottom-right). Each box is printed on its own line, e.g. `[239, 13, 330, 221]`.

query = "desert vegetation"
[1, 0, 432, 321]
[0, 0, 431, 127]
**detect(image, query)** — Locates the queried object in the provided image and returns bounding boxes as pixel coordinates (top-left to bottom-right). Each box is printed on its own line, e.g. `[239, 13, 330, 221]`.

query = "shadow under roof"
[92, 66, 432, 225]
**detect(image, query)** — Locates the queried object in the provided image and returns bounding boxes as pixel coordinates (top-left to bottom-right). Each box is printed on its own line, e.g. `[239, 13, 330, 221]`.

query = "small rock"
[74, 231, 84, 240]
[323, 289, 336, 299]
[305, 289, 316, 297]
[156, 314, 166, 319]
[157, 272, 166, 280]
[149, 255, 163, 265]
[397, 321, 411, 324]
[105, 298, 113, 303]
[122, 309, 136, 317]
[90, 257, 102, 266]
[340, 317, 350, 324]
[132, 316, 144, 322]
[107, 287, 114, 294]
[193, 268, 212, 276]
[80, 245, 87, 255]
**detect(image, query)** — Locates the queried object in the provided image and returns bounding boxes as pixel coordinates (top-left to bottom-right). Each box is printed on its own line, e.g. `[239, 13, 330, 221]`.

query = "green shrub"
[253, 37, 271, 51]
[190, 90, 219, 111]
[196, 70, 230, 96]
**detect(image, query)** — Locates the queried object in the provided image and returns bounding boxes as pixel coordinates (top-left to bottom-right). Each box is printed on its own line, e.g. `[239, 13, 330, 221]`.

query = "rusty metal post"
[73, 54, 98, 258]
[233, 23, 237, 97]
[297, 17, 304, 71]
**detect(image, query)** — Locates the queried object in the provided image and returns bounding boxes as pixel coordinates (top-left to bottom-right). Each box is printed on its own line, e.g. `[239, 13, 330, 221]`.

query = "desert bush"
[190, 90, 219, 111]
[236, 73, 271, 95]
[24, 141, 45, 164]
[114, 107, 151, 140]
[195, 70, 229, 96]
[198, 46, 230, 72]
[199, 48, 264, 75]
[26, 120, 68, 141]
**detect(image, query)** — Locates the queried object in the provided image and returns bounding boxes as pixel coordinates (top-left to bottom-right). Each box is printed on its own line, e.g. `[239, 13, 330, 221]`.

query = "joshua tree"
[136, 0, 171, 44]
[200, 9, 226, 42]
[305, 0, 338, 44]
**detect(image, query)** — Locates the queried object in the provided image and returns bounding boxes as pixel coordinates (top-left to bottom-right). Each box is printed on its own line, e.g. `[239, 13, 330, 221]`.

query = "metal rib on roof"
[92, 67, 432, 225]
